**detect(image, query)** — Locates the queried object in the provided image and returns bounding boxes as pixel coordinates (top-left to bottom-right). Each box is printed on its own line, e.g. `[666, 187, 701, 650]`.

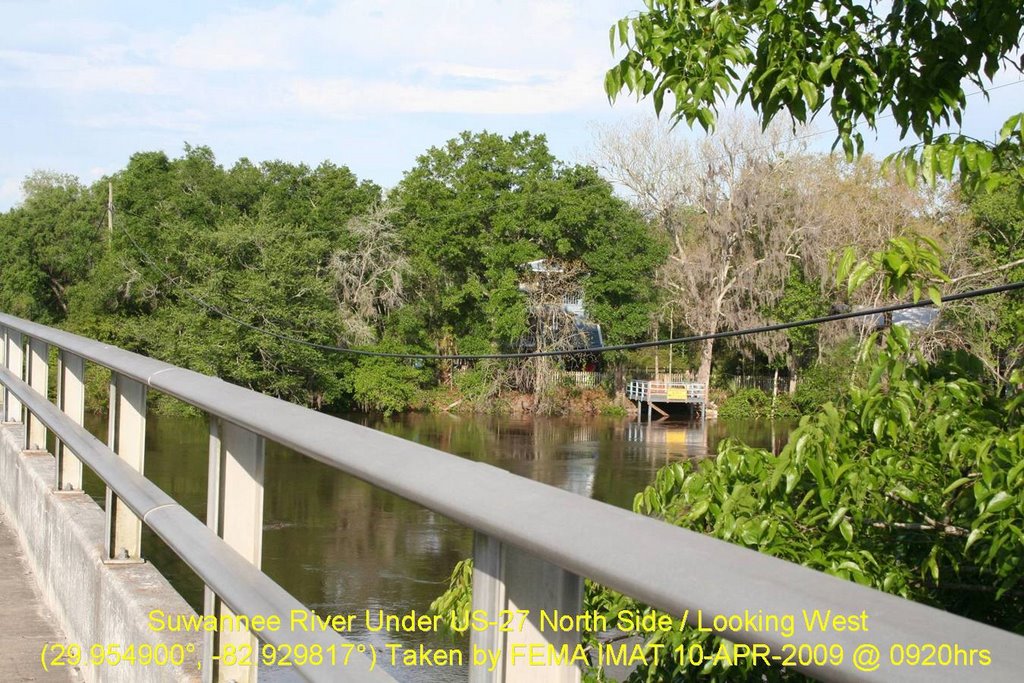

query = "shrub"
[719, 387, 800, 420]
[769, 391, 800, 419]
[717, 387, 771, 419]
[351, 354, 429, 415]
[793, 343, 858, 414]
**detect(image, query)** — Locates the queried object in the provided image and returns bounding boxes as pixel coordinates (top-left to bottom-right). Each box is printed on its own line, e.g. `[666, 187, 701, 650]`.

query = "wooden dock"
[627, 379, 707, 421]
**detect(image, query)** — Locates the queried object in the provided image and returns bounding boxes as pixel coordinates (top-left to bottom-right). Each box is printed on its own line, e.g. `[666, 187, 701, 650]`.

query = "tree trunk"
[771, 366, 779, 415]
[653, 319, 659, 378]
[438, 330, 454, 388]
[787, 352, 798, 394]
[613, 361, 625, 395]
[696, 337, 715, 391]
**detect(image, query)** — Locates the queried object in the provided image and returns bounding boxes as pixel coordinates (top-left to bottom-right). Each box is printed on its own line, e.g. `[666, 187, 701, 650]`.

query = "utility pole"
[107, 182, 113, 243]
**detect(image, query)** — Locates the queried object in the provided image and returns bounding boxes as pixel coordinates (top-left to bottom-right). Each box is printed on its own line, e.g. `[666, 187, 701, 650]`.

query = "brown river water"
[81, 412, 791, 681]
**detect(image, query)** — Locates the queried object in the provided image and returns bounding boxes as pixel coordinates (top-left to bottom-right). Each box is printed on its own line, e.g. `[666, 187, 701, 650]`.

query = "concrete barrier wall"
[0, 424, 202, 683]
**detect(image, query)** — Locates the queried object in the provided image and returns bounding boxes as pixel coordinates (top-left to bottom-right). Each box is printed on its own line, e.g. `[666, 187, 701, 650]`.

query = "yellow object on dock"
[667, 386, 689, 400]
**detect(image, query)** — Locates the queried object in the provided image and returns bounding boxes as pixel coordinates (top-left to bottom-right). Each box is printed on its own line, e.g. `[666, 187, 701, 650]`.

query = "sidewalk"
[0, 508, 78, 682]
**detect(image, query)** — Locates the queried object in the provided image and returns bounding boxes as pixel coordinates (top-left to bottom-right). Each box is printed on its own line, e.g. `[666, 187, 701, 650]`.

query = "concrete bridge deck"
[0, 509, 78, 682]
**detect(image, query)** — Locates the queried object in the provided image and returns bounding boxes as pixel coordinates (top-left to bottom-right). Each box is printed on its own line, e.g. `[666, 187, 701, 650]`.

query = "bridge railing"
[2, 312, 1022, 683]
[1, 318, 390, 683]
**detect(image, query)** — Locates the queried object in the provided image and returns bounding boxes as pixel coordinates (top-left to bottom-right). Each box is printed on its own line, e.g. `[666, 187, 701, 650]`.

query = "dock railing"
[2, 311, 1022, 682]
[627, 379, 706, 404]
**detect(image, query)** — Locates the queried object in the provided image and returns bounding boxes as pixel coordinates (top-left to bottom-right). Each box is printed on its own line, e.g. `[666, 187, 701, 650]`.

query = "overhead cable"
[117, 217, 1024, 361]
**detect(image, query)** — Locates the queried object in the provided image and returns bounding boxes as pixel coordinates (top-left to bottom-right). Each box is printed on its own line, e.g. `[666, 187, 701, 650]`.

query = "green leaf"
[827, 506, 848, 530]
[872, 415, 885, 440]
[942, 477, 973, 494]
[847, 262, 876, 296]
[937, 145, 956, 179]
[986, 491, 1014, 514]
[836, 247, 856, 282]
[965, 527, 984, 551]
[892, 484, 920, 504]
[839, 519, 853, 544]
[998, 113, 1024, 143]
[921, 146, 936, 186]
[799, 80, 819, 110]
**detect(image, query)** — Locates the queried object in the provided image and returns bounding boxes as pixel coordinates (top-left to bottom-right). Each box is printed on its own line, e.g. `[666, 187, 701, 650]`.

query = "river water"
[81, 412, 790, 681]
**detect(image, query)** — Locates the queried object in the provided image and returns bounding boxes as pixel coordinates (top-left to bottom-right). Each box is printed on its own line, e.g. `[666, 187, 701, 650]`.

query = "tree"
[925, 179, 1024, 388]
[763, 268, 828, 393]
[61, 146, 381, 409]
[589, 116, 954, 391]
[391, 131, 664, 377]
[330, 204, 409, 346]
[606, 0, 1024, 194]
[0, 171, 104, 322]
[592, 115, 808, 389]
[615, 331, 1024, 682]
[516, 259, 592, 409]
[589, 117, 694, 239]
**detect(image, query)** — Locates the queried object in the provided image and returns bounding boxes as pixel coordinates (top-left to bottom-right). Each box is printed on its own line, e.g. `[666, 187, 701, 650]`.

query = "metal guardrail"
[2, 312, 1022, 682]
[0, 339, 389, 682]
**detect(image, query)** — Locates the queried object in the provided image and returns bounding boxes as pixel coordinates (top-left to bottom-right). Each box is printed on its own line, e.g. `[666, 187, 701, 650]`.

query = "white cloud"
[77, 108, 210, 133]
[287, 59, 605, 118]
[404, 62, 561, 85]
[163, 5, 307, 72]
[0, 0, 649, 207]
[0, 49, 163, 95]
[0, 1, 636, 126]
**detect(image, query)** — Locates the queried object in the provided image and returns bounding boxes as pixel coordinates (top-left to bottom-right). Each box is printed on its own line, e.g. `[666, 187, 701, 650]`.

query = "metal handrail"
[627, 379, 706, 402]
[0, 364, 391, 683]
[2, 312, 1022, 682]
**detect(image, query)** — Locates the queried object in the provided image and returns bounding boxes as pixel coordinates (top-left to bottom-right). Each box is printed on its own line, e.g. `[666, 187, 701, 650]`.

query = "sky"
[2, 0, 1022, 211]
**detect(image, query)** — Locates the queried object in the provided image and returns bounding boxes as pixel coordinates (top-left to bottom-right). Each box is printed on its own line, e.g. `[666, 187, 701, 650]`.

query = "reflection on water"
[82, 412, 791, 682]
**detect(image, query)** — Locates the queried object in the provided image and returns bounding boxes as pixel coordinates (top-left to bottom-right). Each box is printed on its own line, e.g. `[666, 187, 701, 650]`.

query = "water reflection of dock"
[627, 379, 707, 421]
[625, 420, 710, 460]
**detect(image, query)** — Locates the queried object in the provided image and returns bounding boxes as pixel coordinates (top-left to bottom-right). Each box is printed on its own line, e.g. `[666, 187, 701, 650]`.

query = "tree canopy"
[0, 135, 667, 413]
[391, 131, 665, 354]
[606, 0, 1024, 193]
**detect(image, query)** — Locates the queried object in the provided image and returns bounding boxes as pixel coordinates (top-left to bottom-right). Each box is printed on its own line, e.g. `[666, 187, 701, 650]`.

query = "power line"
[116, 216, 1024, 361]
[111, 76, 1024, 361]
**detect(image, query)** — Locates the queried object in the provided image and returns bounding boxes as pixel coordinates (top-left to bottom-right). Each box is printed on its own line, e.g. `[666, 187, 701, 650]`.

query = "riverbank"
[425, 386, 635, 417]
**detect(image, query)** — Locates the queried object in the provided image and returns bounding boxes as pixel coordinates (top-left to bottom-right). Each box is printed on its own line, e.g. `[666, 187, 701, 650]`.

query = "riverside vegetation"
[0, 130, 1020, 416]
[430, 244, 1024, 681]
[436, 1, 1024, 680]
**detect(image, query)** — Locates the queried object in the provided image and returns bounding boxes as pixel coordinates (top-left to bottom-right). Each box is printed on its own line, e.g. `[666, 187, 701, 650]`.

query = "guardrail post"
[3, 328, 24, 423]
[26, 337, 49, 449]
[204, 417, 265, 683]
[56, 350, 85, 490]
[105, 373, 146, 561]
[470, 533, 583, 683]
[1, 327, 5, 419]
